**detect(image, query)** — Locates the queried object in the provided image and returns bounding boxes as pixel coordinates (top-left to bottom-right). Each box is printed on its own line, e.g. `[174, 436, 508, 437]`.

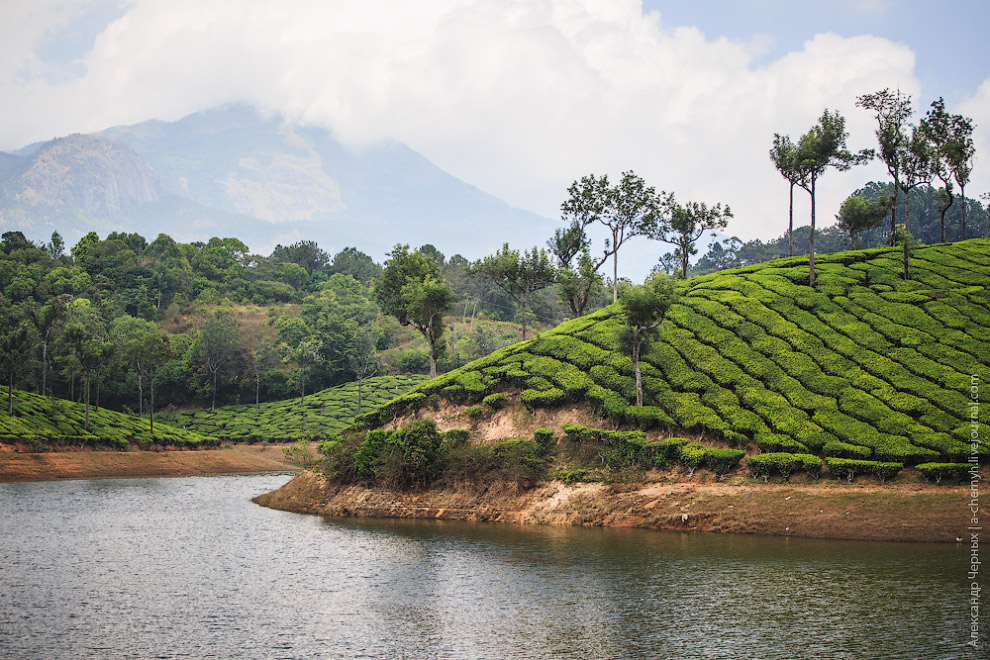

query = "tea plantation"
[358, 239, 990, 481]
[159, 374, 428, 442]
[0, 386, 218, 450]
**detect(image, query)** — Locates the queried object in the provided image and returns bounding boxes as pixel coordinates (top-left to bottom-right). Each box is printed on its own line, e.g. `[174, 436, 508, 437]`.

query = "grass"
[357, 239, 990, 473]
[158, 374, 428, 442]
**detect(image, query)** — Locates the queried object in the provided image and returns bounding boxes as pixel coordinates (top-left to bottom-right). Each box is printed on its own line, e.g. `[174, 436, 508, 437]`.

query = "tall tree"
[348, 330, 381, 415]
[198, 311, 240, 411]
[63, 322, 104, 431]
[898, 124, 933, 233]
[29, 297, 67, 397]
[375, 245, 455, 379]
[0, 316, 32, 416]
[649, 197, 733, 278]
[793, 109, 872, 285]
[470, 244, 556, 340]
[111, 315, 162, 416]
[769, 134, 806, 256]
[856, 88, 913, 242]
[560, 171, 659, 302]
[616, 272, 678, 407]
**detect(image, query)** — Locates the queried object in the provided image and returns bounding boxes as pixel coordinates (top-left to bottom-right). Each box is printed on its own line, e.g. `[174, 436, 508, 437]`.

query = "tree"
[375, 245, 455, 378]
[46, 231, 65, 260]
[0, 316, 32, 416]
[145, 332, 171, 436]
[836, 194, 891, 249]
[920, 101, 976, 241]
[470, 244, 556, 340]
[856, 88, 913, 241]
[560, 171, 659, 302]
[616, 272, 678, 406]
[63, 322, 106, 431]
[649, 198, 733, 278]
[793, 109, 872, 285]
[348, 330, 380, 415]
[898, 124, 933, 233]
[29, 297, 67, 396]
[329, 247, 381, 283]
[269, 240, 330, 275]
[547, 223, 604, 318]
[198, 311, 239, 411]
[112, 315, 163, 416]
[769, 134, 807, 256]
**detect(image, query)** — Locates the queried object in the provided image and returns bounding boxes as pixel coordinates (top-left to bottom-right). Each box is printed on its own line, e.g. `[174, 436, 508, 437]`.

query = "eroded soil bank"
[254, 469, 974, 543]
[0, 445, 299, 481]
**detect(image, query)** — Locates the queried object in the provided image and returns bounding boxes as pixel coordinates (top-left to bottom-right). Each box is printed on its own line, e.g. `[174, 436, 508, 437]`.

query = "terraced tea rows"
[0, 387, 218, 449]
[361, 240, 990, 468]
[160, 375, 428, 442]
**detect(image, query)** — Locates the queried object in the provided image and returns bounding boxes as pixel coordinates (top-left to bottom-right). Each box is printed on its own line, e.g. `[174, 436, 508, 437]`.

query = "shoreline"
[254, 469, 975, 543]
[0, 446, 300, 482]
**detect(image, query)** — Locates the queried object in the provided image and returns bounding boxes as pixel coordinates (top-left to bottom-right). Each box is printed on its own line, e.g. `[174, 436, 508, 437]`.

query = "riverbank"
[0, 445, 299, 481]
[254, 469, 975, 543]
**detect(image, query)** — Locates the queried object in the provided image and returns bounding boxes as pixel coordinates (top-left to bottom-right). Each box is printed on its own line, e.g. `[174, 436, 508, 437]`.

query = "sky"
[1, 0, 988, 262]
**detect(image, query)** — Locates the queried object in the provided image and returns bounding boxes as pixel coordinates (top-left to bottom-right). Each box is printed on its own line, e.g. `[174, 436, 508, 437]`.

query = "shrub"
[756, 433, 808, 454]
[482, 392, 507, 409]
[465, 405, 484, 422]
[823, 440, 872, 459]
[679, 442, 707, 477]
[442, 429, 471, 450]
[745, 452, 821, 482]
[650, 437, 689, 468]
[491, 438, 547, 485]
[624, 405, 675, 430]
[533, 428, 555, 455]
[519, 387, 566, 408]
[915, 462, 973, 484]
[827, 457, 903, 483]
[704, 449, 746, 480]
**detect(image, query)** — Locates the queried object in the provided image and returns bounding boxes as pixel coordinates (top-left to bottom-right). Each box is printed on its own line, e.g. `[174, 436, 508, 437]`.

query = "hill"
[0, 386, 217, 450]
[158, 374, 428, 443]
[360, 239, 990, 469]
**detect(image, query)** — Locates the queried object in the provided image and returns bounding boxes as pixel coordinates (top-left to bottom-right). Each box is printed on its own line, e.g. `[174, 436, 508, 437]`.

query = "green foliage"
[827, 457, 903, 483]
[678, 442, 708, 477]
[482, 391, 507, 408]
[533, 428, 555, 454]
[465, 405, 484, 422]
[746, 452, 821, 482]
[704, 448, 746, 479]
[915, 462, 974, 484]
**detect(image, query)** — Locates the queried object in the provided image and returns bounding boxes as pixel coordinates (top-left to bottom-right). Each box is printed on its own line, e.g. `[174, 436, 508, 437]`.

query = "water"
[0, 474, 982, 659]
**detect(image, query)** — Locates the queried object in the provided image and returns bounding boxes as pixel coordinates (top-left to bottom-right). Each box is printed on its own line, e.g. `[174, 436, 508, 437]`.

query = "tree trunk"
[961, 184, 967, 239]
[41, 339, 48, 396]
[357, 377, 364, 415]
[137, 372, 143, 417]
[255, 374, 260, 412]
[300, 352, 306, 405]
[809, 180, 817, 286]
[149, 371, 155, 437]
[211, 368, 218, 412]
[788, 182, 794, 257]
[94, 368, 100, 411]
[429, 343, 438, 379]
[84, 370, 91, 431]
[8, 372, 12, 416]
[902, 186, 910, 234]
[520, 292, 528, 340]
[612, 236, 619, 303]
[889, 186, 898, 245]
[632, 340, 643, 407]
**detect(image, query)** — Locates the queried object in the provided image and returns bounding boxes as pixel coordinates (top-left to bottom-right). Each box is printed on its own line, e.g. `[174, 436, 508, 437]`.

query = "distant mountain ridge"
[0, 104, 553, 259]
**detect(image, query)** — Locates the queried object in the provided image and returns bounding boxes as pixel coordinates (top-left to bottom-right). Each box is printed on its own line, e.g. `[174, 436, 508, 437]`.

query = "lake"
[0, 474, 981, 659]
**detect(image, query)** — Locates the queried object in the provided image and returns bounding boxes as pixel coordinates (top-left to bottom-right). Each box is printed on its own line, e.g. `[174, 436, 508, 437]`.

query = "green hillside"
[0, 386, 218, 450]
[360, 240, 990, 466]
[159, 374, 428, 442]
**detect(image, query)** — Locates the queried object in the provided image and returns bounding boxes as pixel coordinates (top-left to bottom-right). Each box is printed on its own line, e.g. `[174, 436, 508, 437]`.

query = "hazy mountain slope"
[363, 239, 990, 465]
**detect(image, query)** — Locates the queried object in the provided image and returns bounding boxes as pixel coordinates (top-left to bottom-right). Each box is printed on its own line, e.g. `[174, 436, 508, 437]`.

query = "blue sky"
[1, 0, 988, 266]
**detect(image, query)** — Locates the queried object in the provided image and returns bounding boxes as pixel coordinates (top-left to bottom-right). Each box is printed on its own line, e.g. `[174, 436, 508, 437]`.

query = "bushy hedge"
[915, 462, 974, 484]
[746, 452, 822, 482]
[826, 458, 903, 483]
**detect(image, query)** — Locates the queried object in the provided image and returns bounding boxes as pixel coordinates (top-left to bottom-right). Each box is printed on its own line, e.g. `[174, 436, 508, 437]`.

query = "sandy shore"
[0, 445, 299, 482]
[254, 469, 976, 543]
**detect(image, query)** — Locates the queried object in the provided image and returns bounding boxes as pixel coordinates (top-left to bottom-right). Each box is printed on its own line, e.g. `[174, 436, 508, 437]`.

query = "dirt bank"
[254, 470, 974, 543]
[0, 445, 299, 482]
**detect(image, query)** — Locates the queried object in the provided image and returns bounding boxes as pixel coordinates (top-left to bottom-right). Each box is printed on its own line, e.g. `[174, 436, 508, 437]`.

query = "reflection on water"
[0, 475, 982, 659]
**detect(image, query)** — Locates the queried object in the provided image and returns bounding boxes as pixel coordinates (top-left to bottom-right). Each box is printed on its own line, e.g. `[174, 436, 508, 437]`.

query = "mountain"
[0, 104, 554, 259]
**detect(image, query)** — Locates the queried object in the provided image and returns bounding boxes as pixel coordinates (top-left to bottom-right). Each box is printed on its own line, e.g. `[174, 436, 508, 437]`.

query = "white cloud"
[5, 0, 982, 270]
